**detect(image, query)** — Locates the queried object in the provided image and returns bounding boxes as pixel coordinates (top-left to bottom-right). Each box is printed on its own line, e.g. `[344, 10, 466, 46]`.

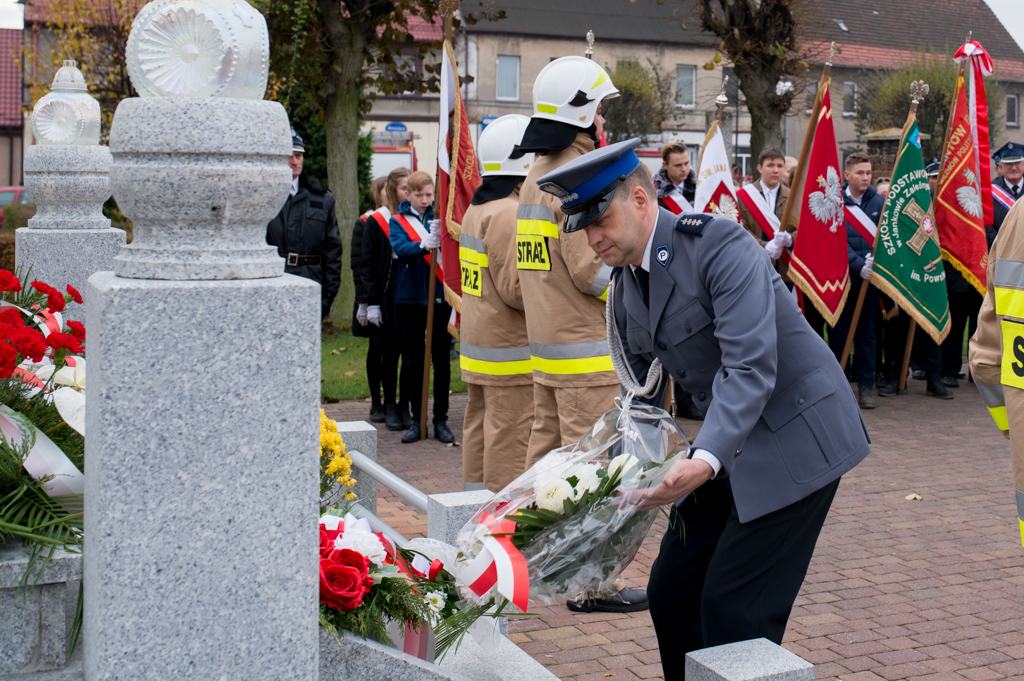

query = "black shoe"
[400, 404, 413, 429]
[369, 402, 386, 423]
[567, 588, 649, 613]
[942, 376, 960, 388]
[926, 378, 954, 400]
[857, 385, 876, 409]
[912, 369, 926, 380]
[385, 404, 405, 431]
[401, 424, 421, 443]
[434, 421, 455, 443]
[877, 380, 899, 397]
[677, 397, 705, 421]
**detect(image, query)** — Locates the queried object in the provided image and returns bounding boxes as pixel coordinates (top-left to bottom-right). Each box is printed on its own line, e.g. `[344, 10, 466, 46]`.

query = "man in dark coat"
[267, 129, 344, 320]
[989, 142, 1024, 246]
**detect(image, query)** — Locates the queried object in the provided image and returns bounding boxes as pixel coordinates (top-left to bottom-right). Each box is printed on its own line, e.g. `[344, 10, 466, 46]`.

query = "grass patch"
[322, 331, 467, 402]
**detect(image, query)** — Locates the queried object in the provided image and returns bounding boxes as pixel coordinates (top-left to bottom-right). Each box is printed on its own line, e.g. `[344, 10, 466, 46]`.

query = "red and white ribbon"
[0, 301, 63, 338]
[0, 405, 84, 514]
[458, 512, 530, 612]
[844, 205, 877, 247]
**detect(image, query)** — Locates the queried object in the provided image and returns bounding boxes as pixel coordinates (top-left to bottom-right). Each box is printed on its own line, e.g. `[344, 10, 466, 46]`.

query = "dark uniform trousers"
[649, 476, 840, 679]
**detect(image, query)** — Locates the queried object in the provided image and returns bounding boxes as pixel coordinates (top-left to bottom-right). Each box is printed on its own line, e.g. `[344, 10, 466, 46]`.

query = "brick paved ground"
[323, 371, 1024, 681]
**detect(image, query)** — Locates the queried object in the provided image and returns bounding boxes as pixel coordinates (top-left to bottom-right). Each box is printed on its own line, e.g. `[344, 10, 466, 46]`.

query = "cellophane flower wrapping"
[454, 399, 690, 609]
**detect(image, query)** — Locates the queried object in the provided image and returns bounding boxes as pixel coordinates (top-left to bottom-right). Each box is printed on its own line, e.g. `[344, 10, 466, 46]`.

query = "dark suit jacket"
[989, 176, 1021, 247]
[611, 208, 870, 522]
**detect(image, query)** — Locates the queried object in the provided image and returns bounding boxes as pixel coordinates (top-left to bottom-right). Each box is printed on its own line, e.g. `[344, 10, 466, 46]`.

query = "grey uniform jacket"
[612, 208, 870, 522]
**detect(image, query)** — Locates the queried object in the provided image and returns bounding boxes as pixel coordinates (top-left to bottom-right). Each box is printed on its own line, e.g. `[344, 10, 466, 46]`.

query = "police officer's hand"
[420, 228, 441, 251]
[357, 303, 369, 326]
[367, 305, 382, 326]
[621, 458, 714, 511]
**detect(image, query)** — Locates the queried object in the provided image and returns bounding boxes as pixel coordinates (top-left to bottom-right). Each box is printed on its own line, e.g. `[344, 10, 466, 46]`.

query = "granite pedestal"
[336, 420, 379, 514]
[427, 490, 495, 546]
[685, 638, 814, 681]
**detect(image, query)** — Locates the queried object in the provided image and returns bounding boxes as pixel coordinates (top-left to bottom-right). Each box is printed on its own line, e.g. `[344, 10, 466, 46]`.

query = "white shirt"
[631, 223, 723, 479]
[1008, 179, 1023, 196]
[290, 177, 299, 196]
[845, 186, 863, 206]
[760, 180, 780, 214]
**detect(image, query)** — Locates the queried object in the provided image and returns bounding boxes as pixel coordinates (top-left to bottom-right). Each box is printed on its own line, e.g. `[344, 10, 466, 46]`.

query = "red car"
[0, 186, 33, 228]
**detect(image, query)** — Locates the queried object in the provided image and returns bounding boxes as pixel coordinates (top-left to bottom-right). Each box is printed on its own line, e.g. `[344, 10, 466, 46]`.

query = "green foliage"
[358, 131, 375, 214]
[320, 570, 429, 647]
[601, 60, 674, 143]
[857, 53, 1005, 161]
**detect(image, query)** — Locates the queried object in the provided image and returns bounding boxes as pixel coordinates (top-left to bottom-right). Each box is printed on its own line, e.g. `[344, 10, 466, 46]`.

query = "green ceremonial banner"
[871, 116, 951, 344]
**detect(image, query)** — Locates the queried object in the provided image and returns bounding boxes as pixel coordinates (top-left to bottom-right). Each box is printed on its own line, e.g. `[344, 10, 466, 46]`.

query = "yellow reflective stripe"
[1018, 518, 1024, 548]
[460, 355, 533, 376]
[531, 354, 614, 375]
[1001, 319, 1024, 390]
[459, 246, 489, 267]
[517, 219, 560, 239]
[483, 163, 502, 172]
[995, 287, 1024, 318]
[537, 104, 557, 114]
[598, 288, 608, 301]
[989, 405, 1009, 431]
[591, 70, 607, 90]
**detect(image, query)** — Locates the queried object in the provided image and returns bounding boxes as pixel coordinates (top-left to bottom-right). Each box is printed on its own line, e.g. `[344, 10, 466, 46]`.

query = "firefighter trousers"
[525, 382, 620, 468]
[463, 383, 534, 492]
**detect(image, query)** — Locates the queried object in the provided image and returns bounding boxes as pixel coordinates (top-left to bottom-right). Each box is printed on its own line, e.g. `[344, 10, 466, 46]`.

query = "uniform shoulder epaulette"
[675, 213, 712, 235]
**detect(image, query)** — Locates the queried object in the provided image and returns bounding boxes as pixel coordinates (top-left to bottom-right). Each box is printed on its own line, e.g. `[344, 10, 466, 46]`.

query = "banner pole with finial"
[585, 30, 594, 59]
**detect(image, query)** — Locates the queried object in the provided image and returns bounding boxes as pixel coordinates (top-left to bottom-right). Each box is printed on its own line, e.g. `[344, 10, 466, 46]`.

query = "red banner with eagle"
[952, 40, 994, 227]
[437, 39, 480, 338]
[934, 75, 988, 294]
[788, 83, 851, 327]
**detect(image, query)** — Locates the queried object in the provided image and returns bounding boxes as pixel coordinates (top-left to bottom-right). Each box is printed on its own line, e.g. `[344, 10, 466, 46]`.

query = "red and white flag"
[694, 123, 739, 220]
[788, 83, 851, 327]
[437, 39, 481, 337]
[953, 40, 994, 226]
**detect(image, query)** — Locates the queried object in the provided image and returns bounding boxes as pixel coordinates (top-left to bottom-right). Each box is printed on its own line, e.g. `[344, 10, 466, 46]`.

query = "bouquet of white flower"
[452, 397, 690, 611]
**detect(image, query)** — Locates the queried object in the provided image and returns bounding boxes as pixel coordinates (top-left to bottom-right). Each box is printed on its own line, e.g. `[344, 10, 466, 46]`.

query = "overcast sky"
[0, 0, 1019, 59]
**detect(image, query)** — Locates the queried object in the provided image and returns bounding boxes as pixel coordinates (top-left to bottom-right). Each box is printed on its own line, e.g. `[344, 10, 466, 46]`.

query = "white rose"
[608, 454, 640, 480]
[569, 463, 602, 496]
[535, 479, 574, 514]
[335, 529, 388, 567]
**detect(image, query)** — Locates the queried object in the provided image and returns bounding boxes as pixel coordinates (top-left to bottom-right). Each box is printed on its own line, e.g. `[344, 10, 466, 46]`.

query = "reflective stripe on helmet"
[459, 343, 532, 376]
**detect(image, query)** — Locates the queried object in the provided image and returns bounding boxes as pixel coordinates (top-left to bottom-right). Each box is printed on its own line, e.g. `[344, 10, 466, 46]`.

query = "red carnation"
[11, 328, 47, 363]
[0, 270, 21, 293]
[45, 332, 84, 355]
[31, 280, 54, 295]
[0, 341, 16, 379]
[319, 523, 344, 558]
[66, 285, 82, 305]
[66, 321, 86, 343]
[0, 309, 23, 327]
[46, 290, 65, 314]
[319, 550, 373, 611]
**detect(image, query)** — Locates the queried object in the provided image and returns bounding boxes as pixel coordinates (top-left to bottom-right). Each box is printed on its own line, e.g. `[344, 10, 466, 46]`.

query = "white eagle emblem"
[709, 193, 739, 221]
[956, 168, 983, 219]
[808, 167, 844, 233]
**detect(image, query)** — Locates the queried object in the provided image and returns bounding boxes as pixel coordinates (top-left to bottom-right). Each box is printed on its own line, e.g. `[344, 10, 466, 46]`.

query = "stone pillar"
[427, 490, 495, 546]
[83, 4, 318, 676]
[336, 420, 379, 514]
[685, 638, 813, 681]
[15, 61, 125, 323]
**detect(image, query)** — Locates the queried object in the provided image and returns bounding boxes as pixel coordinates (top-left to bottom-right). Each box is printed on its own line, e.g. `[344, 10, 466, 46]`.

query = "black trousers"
[366, 336, 401, 405]
[648, 476, 840, 680]
[942, 290, 982, 378]
[396, 301, 452, 424]
[828, 279, 879, 388]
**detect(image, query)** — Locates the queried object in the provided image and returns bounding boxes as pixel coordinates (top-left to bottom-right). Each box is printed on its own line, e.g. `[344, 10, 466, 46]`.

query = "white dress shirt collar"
[630, 220, 658, 273]
[760, 180, 779, 212]
[845, 186, 862, 205]
[290, 177, 299, 196]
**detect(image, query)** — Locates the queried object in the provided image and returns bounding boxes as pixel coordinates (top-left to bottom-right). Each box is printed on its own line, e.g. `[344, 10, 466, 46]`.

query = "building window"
[496, 55, 520, 101]
[1009, 95, 1020, 128]
[843, 81, 858, 117]
[806, 81, 818, 114]
[676, 65, 696, 108]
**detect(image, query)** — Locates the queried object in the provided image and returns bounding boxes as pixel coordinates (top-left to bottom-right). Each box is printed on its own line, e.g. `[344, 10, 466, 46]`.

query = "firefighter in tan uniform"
[517, 56, 624, 470]
[969, 199, 1024, 544]
[459, 115, 534, 492]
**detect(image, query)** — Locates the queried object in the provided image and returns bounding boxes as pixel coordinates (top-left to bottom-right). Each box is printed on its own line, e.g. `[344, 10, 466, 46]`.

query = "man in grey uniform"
[537, 139, 870, 678]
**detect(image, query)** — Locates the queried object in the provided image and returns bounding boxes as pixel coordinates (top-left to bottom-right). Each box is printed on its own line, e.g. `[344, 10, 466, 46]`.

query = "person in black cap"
[537, 137, 870, 679]
[266, 127, 344, 321]
[991, 141, 1024, 245]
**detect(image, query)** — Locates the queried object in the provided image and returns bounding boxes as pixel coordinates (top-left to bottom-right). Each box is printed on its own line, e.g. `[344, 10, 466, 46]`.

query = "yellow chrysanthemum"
[319, 411, 356, 502]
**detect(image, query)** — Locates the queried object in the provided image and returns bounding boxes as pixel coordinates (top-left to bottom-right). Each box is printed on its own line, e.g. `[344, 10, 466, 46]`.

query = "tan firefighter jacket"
[517, 133, 618, 388]
[969, 199, 1024, 543]
[458, 186, 532, 387]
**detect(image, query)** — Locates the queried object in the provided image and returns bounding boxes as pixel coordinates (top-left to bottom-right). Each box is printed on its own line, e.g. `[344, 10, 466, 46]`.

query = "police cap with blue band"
[995, 141, 1024, 164]
[537, 137, 642, 233]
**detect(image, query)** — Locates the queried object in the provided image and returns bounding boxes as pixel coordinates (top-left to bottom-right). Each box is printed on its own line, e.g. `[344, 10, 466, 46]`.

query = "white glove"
[764, 238, 784, 260]
[774, 231, 793, 249]
[356, 303, 368, 326]
[420, 226, 441, 251]
[367, 305, 382, 326]
[860, 254, 873, 280]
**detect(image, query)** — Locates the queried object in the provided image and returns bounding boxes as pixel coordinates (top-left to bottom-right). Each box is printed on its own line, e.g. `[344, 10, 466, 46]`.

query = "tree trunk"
[318, 1, 368, 329]
[735, 65, 785, 181]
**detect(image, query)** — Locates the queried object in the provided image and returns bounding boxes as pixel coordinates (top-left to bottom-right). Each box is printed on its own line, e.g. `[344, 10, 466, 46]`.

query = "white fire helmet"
[478, 114, 532, 177]
[531, 56, 618, 129]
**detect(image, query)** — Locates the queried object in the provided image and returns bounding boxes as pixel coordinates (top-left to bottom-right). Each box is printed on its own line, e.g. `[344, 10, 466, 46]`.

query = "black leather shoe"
[567, 588, 649, 613]
[434, 421, 455, 443]
[877, 380, 899, 397]
[942, 376, 960, 388]
[926, 378, 954, 400]
[400, 404, 413, 429]
[385, 404, 405, 431]
[369, 402, 386, 423]
[401, 424, 420, 443]
[677, 397, 705, 421]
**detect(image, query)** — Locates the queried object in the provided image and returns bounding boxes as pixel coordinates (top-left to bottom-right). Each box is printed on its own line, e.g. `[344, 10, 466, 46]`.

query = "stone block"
[427, 490, 494, 546]
[437, 627, 558, 681]
[23, 145, 112, 231]
[0, 583, 39, 675]
[337, 420, 378, 515]
[685, 638, 814, 681]
[1, 660, 83, 680]
[84, 272, 321, 681]
[319, 628, 473, 681]
[16, 229, 126, 323]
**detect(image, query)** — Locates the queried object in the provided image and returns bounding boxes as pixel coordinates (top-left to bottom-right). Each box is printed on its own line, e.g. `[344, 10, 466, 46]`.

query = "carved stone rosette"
[30, 60, 101, 146]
